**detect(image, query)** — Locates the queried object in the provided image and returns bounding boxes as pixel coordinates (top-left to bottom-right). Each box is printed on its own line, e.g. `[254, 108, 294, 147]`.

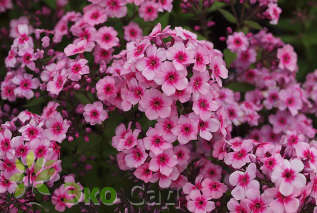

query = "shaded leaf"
[15, 160, 25, 172]
[10, 173, 24, 182]
[14, 184, 25, 198]
[36, 184, 50, 195]
[219, 9, 237, 23]
[226, 82, 255, 92]
[34, 158, 44, 173]
[245, 20, 262, 30]
[43, 0, 56, 9]
[26, 151, 35, 168]
[208, 2, 226, 12]
[223, 49, 237, 67]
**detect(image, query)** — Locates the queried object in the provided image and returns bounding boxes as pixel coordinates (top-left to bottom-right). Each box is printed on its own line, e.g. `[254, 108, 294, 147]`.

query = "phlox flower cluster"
[181, 0, 281, 25]
[86, 0, 173, 21]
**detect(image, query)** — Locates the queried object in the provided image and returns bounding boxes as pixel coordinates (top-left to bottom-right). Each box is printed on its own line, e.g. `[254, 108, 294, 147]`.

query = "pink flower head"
[277, 44, 297, 72]
[201, 178, 227, 199]
[155, 116, 178, 142]
[193, 95, 219, 120]
[266, 3, 282, 25]
[96, 76, 117, 101]
[134, 162, 156, 183]
[200, 162, 222, 181]
[143, 127, 172, 155]
[136, 45, 166, 80]
[83, 4, 107, 26]
[172, 113, 199, 144]
[139, 2, 159, 21]
[278, 87, 302, 116]
[210, 55, 228, 86]
[104, 0, 127, 18]
[189, 71, 210, 97]
[198, 118, 220, 141]
[0, 174, 16, 194]
[227, 32, 249, 53]
[12, 73, 39, 99]
[225, 140, 254, 169]
[96, 26, 119, 50]
[45, 113, 70, 143]
[227, 198, 248, 213]
[268, 110, 291, 134]
[166, 41, 194, 71]
[155, 61, 188, 96]
[271, 159, 306, 196]
[229, 163, 260, 200]
[139, 88, 172, 120]
[83, 101, 108, 125]
[115, 127, 141, 151]
[187, 190, 215, 213]
[264, 187, 300, 213]
[124, 22, 143, 41]
[68, 58, 89, 81]
[125, 142, 148, 168]
[149, 149, 177, 176]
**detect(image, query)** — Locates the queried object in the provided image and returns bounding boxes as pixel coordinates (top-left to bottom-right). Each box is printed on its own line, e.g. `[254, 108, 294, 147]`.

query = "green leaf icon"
[36, 184, 50, 195]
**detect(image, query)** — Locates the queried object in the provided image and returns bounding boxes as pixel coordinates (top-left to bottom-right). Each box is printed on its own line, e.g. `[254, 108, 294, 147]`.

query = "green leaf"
[15, 160, 25, 172]
[10, 173, 24, 182]
[36, 184, 50, 195]
[208, 2, 226, 12]
[44, 160, 56, 168]
[23, 96, 47, 107]
[26, 151, 35, 168]
[43, 0, 56, 9]
[14, 184, 25, 198]
[74, 92, 91, 104]
[226, 82, 255, 92]
[153, 13, 170, 28]
[34, 158, 44, 173]
[36, 168, 55, 182]
[245, 20, 262, 30]
[223, 49, 237, 67]
[218, 9, 237, 23]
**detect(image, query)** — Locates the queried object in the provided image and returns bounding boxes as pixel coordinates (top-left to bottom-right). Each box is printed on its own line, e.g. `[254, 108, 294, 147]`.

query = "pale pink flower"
[200, 162, 222, 181]
[12, 73, 39, 99]
[96, 26, 119, 50]
[172, 114, 199, 144]
[193, 95, 219, 120]
[277, 45, 297, 72]
[189, 71, 210, 97]
[201, 178, 227, 199]
[266, 3, 282, 25]
[136, 45, 166, 80]
[229, 163, 260, 200]
[264, 188, 300, 213]
[149, 149, 177, 176]
[155, 61, 188, 96]
[227, 32, 249, 53]
[104, 0, 127, 18]
[271, 159, 306, 196]
[125, 143, 148, 168]
[45, 113, 70, 143]
[187, 190, 215, 213]
[166, 42, 195, 71]
[278, 87, 302, 116]
[143, 127, 172, 155]
[227, 198, 248, 213]
[83, 101, 108, 125]
[134, 163, 156, 183]
[139, 2, 159, 21]
[68, 58, 89, 81]
[210, 55, 228, 86]
[96, 76, 117, 101]
[268, 111, 291, 134]
[139, 89, 172, 120]
[124, 22, 143, 41]
[198, 118, 220, 141]
[83, 4, 107, 26]
[155, 116, 178, 142]
[225, 140, 254, 169]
